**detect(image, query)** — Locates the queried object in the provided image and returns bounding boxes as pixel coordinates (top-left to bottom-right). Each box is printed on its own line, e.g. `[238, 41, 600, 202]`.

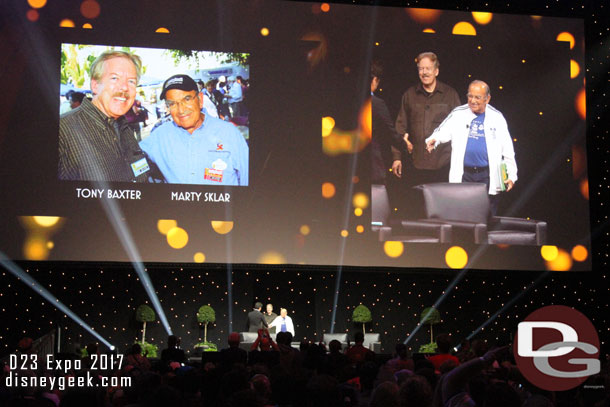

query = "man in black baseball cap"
[160, 74, 199, 100]
[139, 73, 249, 185]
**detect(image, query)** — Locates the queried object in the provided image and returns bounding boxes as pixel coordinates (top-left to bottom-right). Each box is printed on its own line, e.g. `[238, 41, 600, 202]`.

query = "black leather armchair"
[415, 183, 547, 245]
[372, 184, 452, 243]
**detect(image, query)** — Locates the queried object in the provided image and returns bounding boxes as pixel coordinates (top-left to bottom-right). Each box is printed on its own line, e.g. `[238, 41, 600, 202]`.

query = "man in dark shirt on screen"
[59, 50, 149, 182]
[392, 52, 461, 184]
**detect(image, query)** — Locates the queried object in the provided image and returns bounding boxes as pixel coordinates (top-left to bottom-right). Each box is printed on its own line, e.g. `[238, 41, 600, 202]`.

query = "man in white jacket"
[425, 80, 517, 215]
[269, 308, 295, 337]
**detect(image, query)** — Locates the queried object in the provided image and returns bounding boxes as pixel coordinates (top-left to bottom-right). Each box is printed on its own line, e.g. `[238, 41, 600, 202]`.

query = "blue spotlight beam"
[466, 271, 552, 341]
[405, 243, 499, 345]
[0, 251, 114, 350]
[93, 184, 173, 336]
[329, 7, 379, 335]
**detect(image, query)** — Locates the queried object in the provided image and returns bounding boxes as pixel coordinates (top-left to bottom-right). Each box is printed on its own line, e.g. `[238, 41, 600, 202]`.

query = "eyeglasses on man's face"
[467, 94, 486, 102]
[165, 94, 198, 109]
[417, 66, 435, 73]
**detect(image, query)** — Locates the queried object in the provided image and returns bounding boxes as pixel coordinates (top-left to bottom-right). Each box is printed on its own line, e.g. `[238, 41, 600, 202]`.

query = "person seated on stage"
[220, 332, 247, 368]
[161, 335, 186, 366]
[345, 331, 375, 365]
[250, 328, 279, 352]
[427, 333, 459, 373]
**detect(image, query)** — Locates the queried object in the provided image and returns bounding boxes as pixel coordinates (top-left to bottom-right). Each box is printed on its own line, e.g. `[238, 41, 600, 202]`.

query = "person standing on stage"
[269, 308, 295, 337]
[247, 302, 268, 333]
[264, 303, 278, 334]
[393, 52, 461, 183]
[425, 80, 517, 216]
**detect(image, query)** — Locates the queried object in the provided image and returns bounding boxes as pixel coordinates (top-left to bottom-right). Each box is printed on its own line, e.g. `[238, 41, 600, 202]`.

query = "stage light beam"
[0, 251, 114, 350]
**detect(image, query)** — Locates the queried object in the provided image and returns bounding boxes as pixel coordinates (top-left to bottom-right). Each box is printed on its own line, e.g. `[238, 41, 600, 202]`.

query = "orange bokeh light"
[472, 12, 493, 25]
[556, 32, 575, 50]
[156, 27, 170, 33]
[211, 221, 234, 235]
[59, 19, 75, 28]
[571, 245, 588, 262]
[384, 241, 404, 258]
[28, 0, 46, 8]
[545, 248, 572, 271]
[23, 236, 49, 261]
[359, 98, 372, 141]
[445, 246, 468, 269]
[80, 0, 100, 19]
[580, 178, 589, 200]
[452, 22, 477, 36]
[575, 87, 585, 120]
[422, 28, 436, 33]
[406, 8, 442, 24]
[322, 182, 336, 199]
[167, 227, 188, 249]
[321, 3, 330, 12]
[258, 251, 286, 264]
[26, 9, 39, 21]
[570, 60, 580, 79]
[571, 145, 586, 179]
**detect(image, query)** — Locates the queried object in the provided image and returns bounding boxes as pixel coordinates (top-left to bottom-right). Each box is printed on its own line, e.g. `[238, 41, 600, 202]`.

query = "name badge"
[204, 168, 223, 183]
[131, 157, 150, 177]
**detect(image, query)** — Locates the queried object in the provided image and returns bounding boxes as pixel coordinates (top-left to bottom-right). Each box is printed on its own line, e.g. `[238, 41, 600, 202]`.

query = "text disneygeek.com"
[5, 354, 131, 391]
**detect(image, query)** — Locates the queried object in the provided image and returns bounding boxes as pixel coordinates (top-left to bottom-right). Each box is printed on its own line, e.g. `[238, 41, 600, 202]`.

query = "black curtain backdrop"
[0, 263, 606, 356]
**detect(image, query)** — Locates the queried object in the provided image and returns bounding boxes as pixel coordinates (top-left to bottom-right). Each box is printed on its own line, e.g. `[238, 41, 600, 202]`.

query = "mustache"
[111, 91, 130, 99]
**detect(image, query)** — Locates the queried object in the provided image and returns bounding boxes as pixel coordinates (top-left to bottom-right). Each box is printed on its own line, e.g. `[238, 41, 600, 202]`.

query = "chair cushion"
[488, 230, 537, 245]
[418, 183, 490, 224]
[364, 333, 380, 343]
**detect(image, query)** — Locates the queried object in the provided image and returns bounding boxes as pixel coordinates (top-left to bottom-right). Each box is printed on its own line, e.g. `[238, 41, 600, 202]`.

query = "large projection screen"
[0, 1, 589, 270]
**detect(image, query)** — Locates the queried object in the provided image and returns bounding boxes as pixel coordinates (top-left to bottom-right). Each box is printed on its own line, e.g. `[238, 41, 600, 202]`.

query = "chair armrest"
[491, 217, 547, 245]
[377, 226, 393, 242]
[399, 220, 452, 243]
[419, 219, 487, 244]
[492, 216, 540, 231]
[369, 342, 382, 353]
